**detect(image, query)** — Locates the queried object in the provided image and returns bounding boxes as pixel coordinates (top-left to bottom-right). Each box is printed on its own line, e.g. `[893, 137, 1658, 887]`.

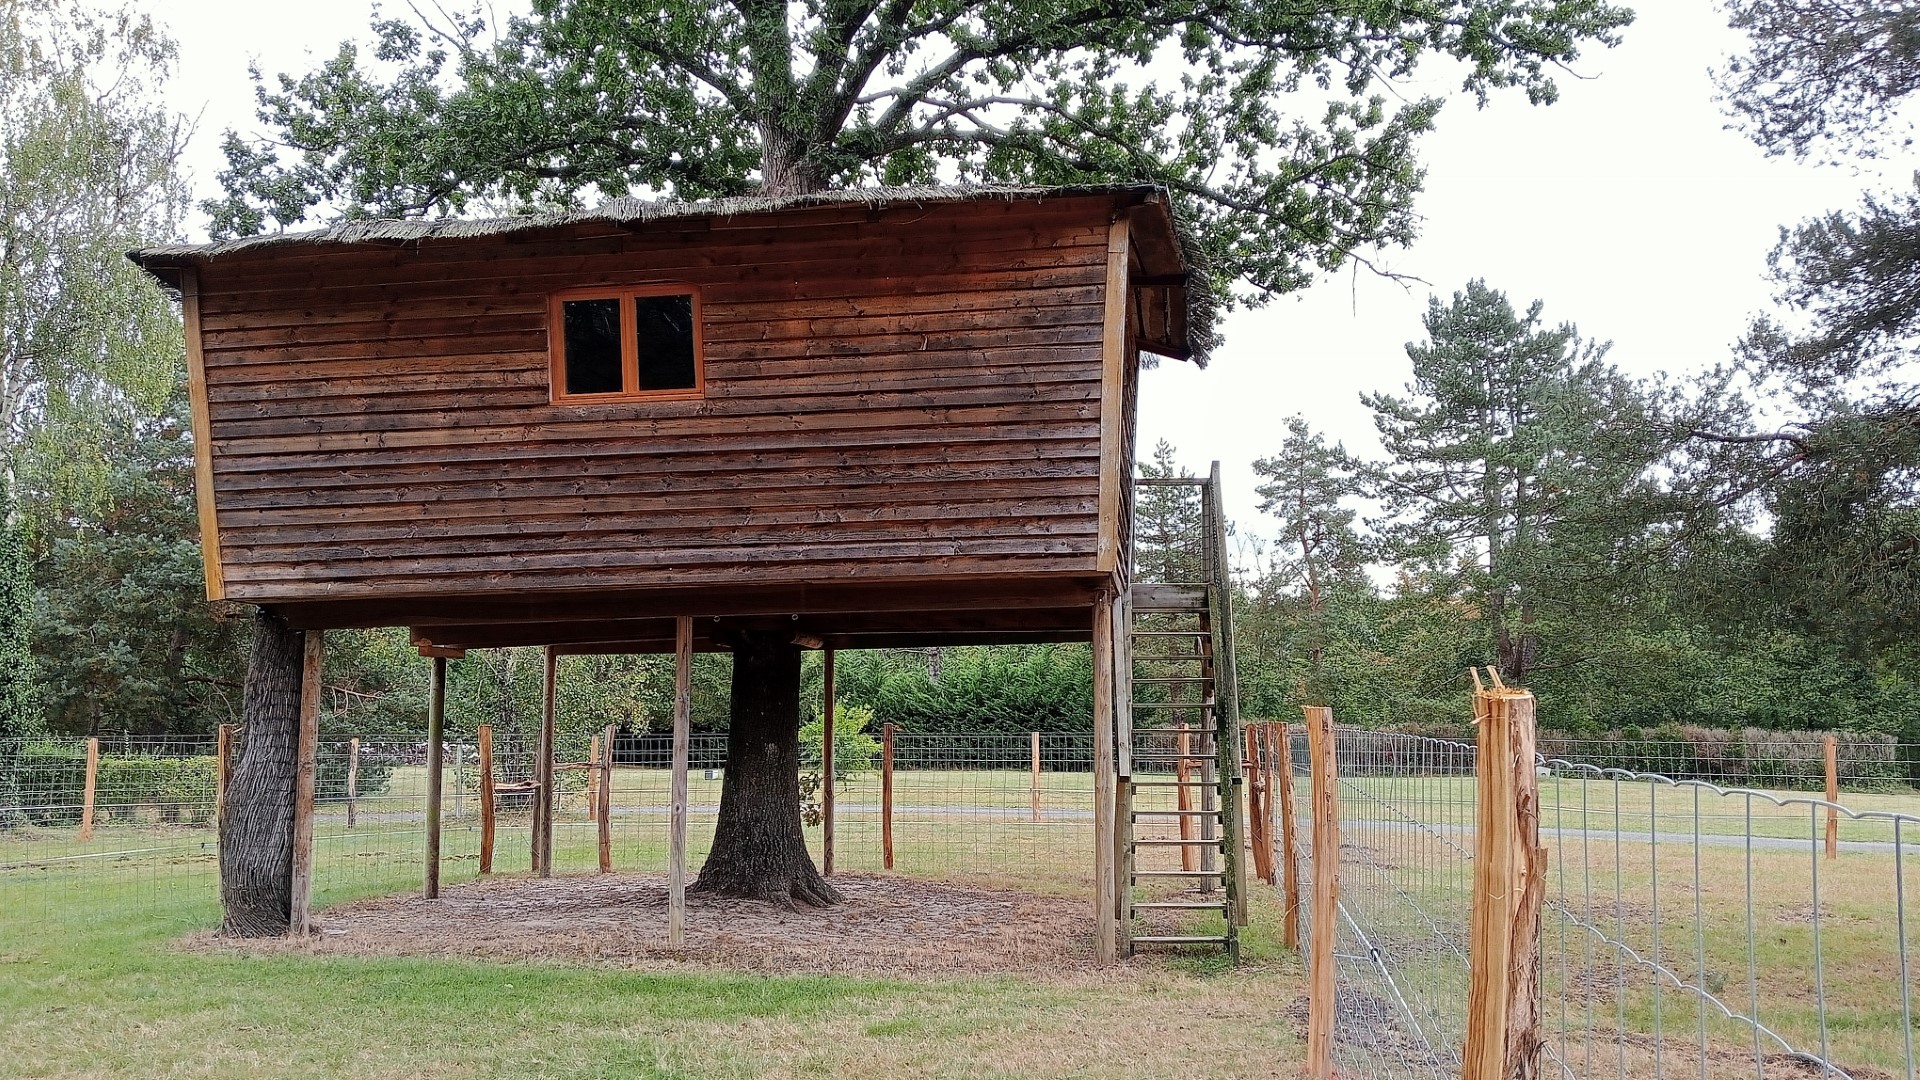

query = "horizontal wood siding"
[194, 200, 1115, 602]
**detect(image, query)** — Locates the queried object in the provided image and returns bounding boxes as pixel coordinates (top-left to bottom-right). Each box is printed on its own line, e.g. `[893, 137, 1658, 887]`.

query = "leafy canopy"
[208, 0, 1633, 311]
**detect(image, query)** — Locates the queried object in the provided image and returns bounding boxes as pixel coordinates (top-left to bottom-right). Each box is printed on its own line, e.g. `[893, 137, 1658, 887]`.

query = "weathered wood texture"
[1463, 686, 1544, 1080]
[187, 199, 1140, 604]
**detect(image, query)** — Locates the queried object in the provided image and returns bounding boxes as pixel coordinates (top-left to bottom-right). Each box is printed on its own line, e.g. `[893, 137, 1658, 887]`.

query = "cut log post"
[424, 655, 445, 899]
[345, 737, 360, 829]
[1091, 591, 1117, 966]
[1462, 683, 1544, 1080]
[1177, 722, 1197, 871]
[822, 646, 835, 876]
[215, 724, 234, 835]
[79, 736, 99, 840]
[288, 631, 323, 938]
[1826, 733, 1839, 861]
[1303, 705, 1338, 1080]
[1030, 731, 1042, 823]
[1276, 722, 1302, 950]
[478, 724, 495, 874]
[533, 647, 556, 877]
[881, 722, 896, 870]
[598, 723, 614, 873]
[586, 732, 602, 818]
[668, 616, 692, 947]
[1245, 724, 1274, 886]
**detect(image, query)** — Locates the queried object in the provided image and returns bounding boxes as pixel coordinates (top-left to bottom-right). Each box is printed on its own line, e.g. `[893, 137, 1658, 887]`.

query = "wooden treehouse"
[132, 183, 1248, 962]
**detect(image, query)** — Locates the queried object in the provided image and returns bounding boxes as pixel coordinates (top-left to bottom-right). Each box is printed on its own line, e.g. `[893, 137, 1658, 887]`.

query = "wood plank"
[669, 616, 692, 947]
[289, 631, 324, 938]
[1096, 218, 1131, 574]
[179, 271, 225, 600]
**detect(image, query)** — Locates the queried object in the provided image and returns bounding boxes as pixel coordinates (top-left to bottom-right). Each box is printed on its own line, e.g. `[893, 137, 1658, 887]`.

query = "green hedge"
[9, 741, 394, 827]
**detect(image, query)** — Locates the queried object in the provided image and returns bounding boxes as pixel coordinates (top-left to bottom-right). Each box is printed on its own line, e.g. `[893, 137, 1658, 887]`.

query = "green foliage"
[799, 702, 880, 779]
[205, 0, 1632, 332]
[831, 644, 1092, 748]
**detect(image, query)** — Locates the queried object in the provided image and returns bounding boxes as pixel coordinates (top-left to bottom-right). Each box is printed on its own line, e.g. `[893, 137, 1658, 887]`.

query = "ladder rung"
[1134, 838, 1225, 847]
[1134, 900, 1230, 910]
[1132, 935, 1231, 945]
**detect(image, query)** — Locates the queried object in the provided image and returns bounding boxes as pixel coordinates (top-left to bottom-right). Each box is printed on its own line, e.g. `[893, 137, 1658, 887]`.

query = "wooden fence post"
[533, 647, 556, 877]
[79, 736, 99, 840]
[823, 646, 836, 876]
[1302, 705, 1338, 1080]
[1030, 731, 1042, 823]
[478, 724, 495, 874]
[1462, 682, 1544, 1080]
[345, 737, 360, 828]
[425, 655, 445, 899]
[215, 724, 234, 834]
[668, 616, 692, 947]
[1177, 722, 1197, 871]
[1825, 733, 1839, 861]
[598, 723, 614, 873]
[881, 722, 896, 870]
[1245, 724, 1274, 886]
[1275, 721, 1301, 950]
[289, 631, 323, 938]
[1091, 592, 1118, 966]
[587, 732, 602, 818]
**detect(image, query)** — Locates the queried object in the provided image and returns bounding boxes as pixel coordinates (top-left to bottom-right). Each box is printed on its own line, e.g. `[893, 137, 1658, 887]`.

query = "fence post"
[1245, 724, 1274, 886]
[289, 631, 323, 938]
[1092, 591, 1118, 965]
[823, 646, 836, 876]
[215, 723, 234, 834]
[669, 616, 693, 947]
[346, 736, 360, 829]
[1276, 721, 1301, 950]
[1030, 731, 1042, 823]
[587, 731, 602, 818]
[1462, 683, 1544, 1080]
[1177, 722, 1197, 871]
[881, 722, 896, 870]
[1303, 705, 1338, 1080]
[478, 724, 495, 874]
[598, 722, 615, 873]
[1825, 733, 1839, 861]
[533, 647, 556, 878]
[425, 654, 445, 900]
[78, 736, 99, 840]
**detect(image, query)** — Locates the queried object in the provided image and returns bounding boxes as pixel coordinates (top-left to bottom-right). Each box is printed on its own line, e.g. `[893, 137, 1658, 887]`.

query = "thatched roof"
[131, 183, 1215, 364]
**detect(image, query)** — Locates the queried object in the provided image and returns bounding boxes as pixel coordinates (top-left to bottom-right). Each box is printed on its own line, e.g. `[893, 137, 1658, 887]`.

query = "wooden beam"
[179, 270, 225, 601]
[1095, 217, 1132, 574]
[1462, 685, 1544, 1080]
[1091, 591, 1117, 965]
[822, 647, 836, 877]
[289, 631, 324, 938]
[1303, 705, 1337, 1080]
[669, 616, 692, 947]
[424, 655, 446, 898]
[415, 644, 467, 659]
[533, 647, 556, 877]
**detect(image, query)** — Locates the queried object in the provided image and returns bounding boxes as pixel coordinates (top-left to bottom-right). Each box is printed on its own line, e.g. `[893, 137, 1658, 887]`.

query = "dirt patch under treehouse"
[194, 872, 1146, 977]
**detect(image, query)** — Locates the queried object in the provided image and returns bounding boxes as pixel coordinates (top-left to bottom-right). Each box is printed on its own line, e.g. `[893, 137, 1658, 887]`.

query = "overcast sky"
[154, 1, 1913, 538]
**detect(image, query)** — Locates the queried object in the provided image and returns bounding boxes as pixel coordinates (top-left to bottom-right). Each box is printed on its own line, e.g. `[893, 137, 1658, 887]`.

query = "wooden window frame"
[547, 284, 705, 404]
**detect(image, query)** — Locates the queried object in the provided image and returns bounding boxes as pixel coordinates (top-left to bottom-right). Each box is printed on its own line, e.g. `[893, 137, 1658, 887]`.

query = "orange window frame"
[547, 284, 706, 403]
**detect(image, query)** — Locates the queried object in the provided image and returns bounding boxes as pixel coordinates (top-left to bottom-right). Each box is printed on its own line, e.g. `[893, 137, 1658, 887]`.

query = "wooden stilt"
[822, 646, 836, 876]
[79, 736, 99, 840]
[1825, 733, 1840, 861]
[1276, 722, 1302, 950]
[533, 647, 556, 877]
[598, 723, 614, 872]
[215, 724, 234, 834]
[1030, 731, 1042, 823]
[478, 724, 495, 874]
[289, 631, 323, 938]
[345, 737, 360, 829]
[881, 722, 896, 869]
[424, 655, 446, 899]
[668, 616, 692, 947]
[1092, 591, 1117, 966]
[1303, 705, 1338, 1079]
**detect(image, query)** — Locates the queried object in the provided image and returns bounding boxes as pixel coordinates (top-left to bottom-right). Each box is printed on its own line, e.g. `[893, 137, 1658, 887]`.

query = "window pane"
[562, 298, 624, 395]
[633, 293, 697, 391]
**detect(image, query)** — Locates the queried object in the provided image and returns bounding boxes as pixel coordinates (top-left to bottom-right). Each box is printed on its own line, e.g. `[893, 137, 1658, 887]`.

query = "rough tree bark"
[217, 609, 304, 936]
[693, 628, 839, 907]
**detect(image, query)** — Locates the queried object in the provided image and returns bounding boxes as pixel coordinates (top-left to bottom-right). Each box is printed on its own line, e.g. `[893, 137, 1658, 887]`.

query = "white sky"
[156, 0, 1913, 537]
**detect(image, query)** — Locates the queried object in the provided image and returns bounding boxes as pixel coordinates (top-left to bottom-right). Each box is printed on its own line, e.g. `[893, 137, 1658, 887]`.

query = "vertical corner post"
[533, 647, 556, 877]
[822, 646, 836, 876]
[668, 616, 692, 947]
[881, 722, 896, 870]
[1462, 685, 1543, 1080]
[1302, 705, 1338, 1079]
[1206, 461, 1247, 930]
[289, 630, 324, 938]
[1092, 591, 1118, 965]
[79, 736, 99, 841]
[424, 655, 446, 899]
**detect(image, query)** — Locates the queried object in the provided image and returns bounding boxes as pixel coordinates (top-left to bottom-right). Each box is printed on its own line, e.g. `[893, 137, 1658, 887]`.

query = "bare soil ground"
[191, 871, 1134, 977]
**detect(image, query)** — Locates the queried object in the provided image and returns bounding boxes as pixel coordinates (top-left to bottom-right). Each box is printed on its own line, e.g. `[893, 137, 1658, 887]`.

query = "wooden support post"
[1462, 684, 1544, 1080]
[881, 722, 896, 870]
[1276, 722, 1302, 950]
[78, 736, 99, 840]
[1303, 705, 1338, 1080]
[478, 724, 495, 874]
[424, 655, 445, 899]
[1092, 592, 1118, 966]
[822, 646, 836, 876]
[289, 631, 323, 939]
[586, 732, 602, 818]
[1825, 733, 1840, 861]
[598, 723, 614, 873]
[533, 647, 556, 877]
[668, 616, 692, 947]
[345, 737, 360, 829]
[1246, 725, 1274, 886]
[1177, 722, 1197, 871]
[215, 724, 234, 834]
[1030, 731, 1042, 823]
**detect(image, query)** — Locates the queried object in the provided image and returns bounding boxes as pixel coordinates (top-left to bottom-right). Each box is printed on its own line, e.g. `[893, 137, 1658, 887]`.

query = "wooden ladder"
[1122, 467, 1244, 962]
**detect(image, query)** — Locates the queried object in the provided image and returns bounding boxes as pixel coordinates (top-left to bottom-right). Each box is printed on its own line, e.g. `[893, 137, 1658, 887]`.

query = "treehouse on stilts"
[132, 183, 1245, 962]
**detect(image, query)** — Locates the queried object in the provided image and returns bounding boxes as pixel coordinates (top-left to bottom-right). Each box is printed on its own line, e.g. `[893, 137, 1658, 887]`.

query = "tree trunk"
[694, 628, 839, 907]
[217, 609, 304, 936]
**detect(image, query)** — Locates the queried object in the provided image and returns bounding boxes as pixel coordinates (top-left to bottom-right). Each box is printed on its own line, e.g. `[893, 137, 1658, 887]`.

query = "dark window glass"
[562, 298, 624, 395]
[634, 293, 697, 391]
